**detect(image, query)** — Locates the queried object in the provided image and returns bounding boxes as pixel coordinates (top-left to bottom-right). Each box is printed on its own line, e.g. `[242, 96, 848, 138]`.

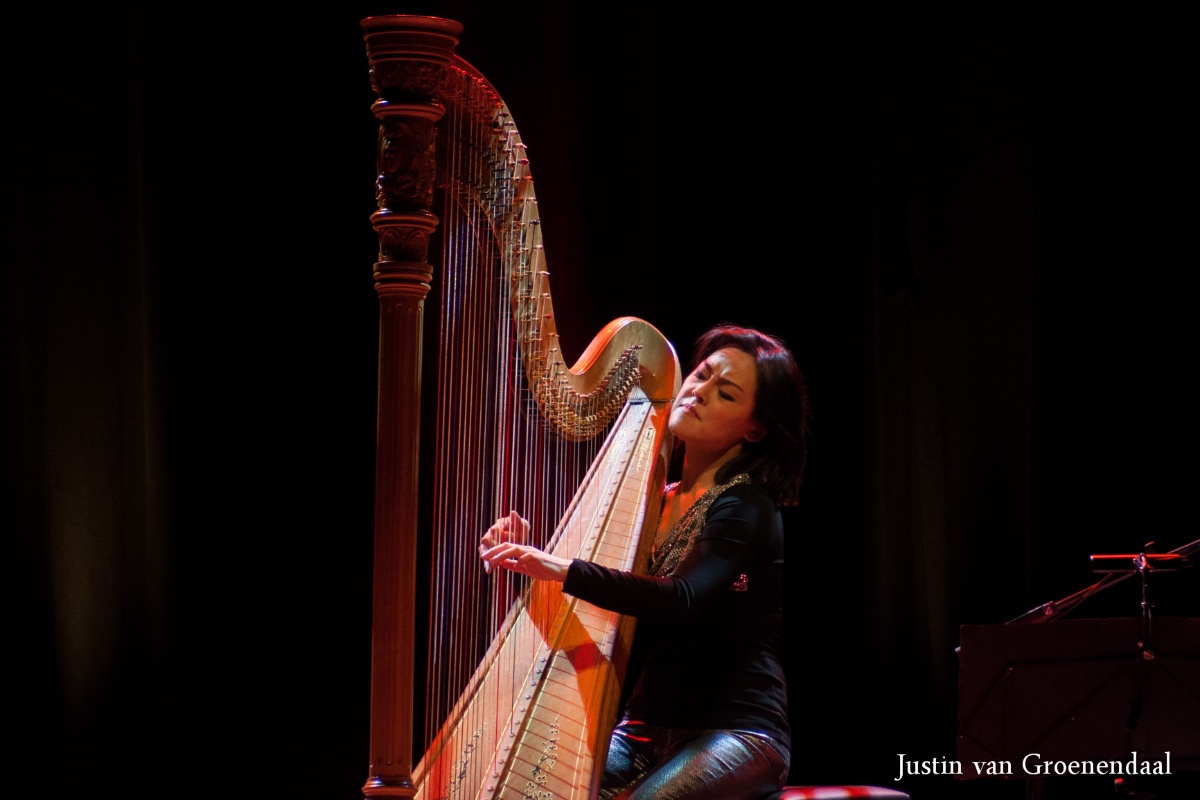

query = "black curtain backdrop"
[4, 2, 1197, 799]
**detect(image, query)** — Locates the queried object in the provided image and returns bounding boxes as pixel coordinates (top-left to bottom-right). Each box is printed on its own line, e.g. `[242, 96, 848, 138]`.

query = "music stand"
[957, 618, 1200, 772]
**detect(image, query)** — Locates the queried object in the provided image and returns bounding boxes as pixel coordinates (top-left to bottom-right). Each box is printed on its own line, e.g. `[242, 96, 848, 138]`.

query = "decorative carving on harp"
[359, 15, 681, 800]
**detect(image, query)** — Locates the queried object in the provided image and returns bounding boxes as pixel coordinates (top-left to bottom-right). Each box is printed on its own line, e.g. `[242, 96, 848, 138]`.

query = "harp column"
[360, 15, 462, 799]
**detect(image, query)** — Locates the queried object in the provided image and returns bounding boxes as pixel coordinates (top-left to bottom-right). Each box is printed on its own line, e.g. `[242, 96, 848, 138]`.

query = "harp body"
[359, 15, 681, 800]
[415, 393, 668, 800]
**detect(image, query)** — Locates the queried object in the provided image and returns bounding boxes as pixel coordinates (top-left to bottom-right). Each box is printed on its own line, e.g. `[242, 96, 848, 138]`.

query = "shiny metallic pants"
[599, 719, 790, 800]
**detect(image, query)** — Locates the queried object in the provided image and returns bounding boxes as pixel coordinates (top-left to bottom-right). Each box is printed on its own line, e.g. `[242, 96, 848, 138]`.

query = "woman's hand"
[479, 511, 571, 583]
[482, 510, 530, 549]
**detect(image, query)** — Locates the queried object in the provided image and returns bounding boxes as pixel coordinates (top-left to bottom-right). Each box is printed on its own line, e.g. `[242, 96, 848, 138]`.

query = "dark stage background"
[4, 2, 1197, 799]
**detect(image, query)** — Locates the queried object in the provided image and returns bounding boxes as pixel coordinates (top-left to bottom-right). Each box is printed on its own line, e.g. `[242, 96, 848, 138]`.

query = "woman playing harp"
[481, 324, 812, 800]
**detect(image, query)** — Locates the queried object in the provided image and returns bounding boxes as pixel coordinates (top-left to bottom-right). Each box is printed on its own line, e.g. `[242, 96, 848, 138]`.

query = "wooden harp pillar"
[361, 15, 463, 799]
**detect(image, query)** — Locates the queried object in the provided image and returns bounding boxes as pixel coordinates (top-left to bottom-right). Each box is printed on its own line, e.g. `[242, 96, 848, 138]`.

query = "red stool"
[765, 788, 911, 799]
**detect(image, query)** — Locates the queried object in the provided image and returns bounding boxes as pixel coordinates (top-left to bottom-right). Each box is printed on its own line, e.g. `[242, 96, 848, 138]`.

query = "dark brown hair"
[686, 323, 811, 506]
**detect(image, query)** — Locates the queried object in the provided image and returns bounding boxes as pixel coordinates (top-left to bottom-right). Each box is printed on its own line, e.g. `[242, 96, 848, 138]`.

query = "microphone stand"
[1007, 537, 1198, 637]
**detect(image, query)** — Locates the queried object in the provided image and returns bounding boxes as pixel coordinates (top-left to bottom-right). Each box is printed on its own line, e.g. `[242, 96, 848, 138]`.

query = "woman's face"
[669, 346, 765, 456]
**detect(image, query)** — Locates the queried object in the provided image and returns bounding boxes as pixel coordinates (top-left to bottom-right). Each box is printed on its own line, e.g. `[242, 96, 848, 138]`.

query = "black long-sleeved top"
[562, 481, 790, 752]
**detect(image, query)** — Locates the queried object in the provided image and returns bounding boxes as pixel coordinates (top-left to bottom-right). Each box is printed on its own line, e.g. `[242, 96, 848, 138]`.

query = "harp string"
[421, 64, 610, 765]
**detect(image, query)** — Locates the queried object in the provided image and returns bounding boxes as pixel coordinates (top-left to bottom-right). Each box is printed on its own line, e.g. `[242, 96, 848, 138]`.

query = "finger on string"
[480, 539, 510, 573]
[507, 510, 526, 542]
[485, 543, 517, 571]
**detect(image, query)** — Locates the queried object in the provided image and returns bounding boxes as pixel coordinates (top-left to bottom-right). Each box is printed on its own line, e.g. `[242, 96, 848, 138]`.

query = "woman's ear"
[745, 422, 766, 443]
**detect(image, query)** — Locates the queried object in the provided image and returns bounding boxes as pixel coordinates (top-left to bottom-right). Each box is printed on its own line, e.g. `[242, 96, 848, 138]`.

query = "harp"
[358, 15, 681, 800]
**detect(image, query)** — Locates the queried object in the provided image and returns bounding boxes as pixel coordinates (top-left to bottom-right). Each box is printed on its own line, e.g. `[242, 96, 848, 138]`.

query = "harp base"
[362, 777, 416, 799]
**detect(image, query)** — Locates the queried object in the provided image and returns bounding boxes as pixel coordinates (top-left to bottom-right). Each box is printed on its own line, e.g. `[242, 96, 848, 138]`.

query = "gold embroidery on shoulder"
[648, 473, 751, 577]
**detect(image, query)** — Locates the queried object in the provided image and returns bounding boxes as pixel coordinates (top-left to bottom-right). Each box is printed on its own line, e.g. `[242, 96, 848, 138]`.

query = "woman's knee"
[625, 730, 788, 800]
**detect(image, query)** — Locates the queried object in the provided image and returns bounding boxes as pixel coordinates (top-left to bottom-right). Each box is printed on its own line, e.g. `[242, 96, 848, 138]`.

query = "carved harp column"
[361, 16, 462, 799]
